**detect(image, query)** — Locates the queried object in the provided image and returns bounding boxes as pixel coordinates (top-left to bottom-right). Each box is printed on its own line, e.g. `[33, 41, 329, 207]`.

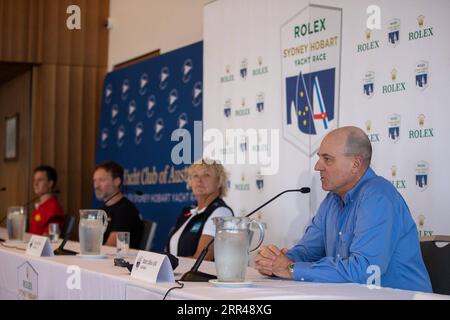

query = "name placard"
[26, 235, 54, 257]
[131, 251, 174, 283]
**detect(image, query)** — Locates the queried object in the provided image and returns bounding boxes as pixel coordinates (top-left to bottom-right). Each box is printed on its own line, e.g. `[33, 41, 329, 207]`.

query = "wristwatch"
[288, 262, 295, 279]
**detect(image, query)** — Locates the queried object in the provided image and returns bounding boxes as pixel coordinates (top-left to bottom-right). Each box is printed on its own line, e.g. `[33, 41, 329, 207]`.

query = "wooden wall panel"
[0, 0, 109, 66]
[0, 70, 31, 223]
[0, 0, 109, 235]
[31, 65, 106, 232]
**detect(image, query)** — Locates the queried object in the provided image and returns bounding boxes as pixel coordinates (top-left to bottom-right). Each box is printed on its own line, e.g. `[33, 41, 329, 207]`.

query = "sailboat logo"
[284, 68, 336, 155]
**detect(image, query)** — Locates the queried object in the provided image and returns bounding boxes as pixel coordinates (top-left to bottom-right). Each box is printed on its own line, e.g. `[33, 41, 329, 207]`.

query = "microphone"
[0, 189, 61, 226]
[179, 187, 311, 282]
[54, 215, 77, 255]
[103, 190, 122, 206]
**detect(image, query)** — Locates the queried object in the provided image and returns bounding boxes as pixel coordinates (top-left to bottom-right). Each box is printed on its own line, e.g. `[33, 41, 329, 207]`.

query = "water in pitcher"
[7, 213, 26, 241]
[79, 219, 104, 255]
[214, 229, 250, 282]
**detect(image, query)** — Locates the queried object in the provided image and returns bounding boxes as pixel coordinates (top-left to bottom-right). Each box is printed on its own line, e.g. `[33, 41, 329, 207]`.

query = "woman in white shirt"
[167, 159, 233, 260]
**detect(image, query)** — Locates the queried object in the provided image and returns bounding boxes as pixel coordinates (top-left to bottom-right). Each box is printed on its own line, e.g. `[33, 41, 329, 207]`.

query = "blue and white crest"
[139, 73, 149, 95]
[134, 122, 144, 145]
[387, 18, 400, 47]
[128, 100, 137, 122]
[281, 5, 341, 156]
[154, 118, 164, 142]
[415, 161, 429, 191]
[146, 95, 156, 118]
[240, 136, 248, 152]
[101, 128, 109, 149]
[117, 125, 125, 147]
[111, 104, 119, 125]
[256, 170, 264, 191]
[168, 89, 178, 113]
[240, 58, 248, 79]
[415, 61, 429, 90]
[182, 59, 193, 83]
[388, 114, 401, 142]
[105, 83, 113, 104]
[121, 79, 130, 100]
[256, 92, 265, 113]
[178, 113, 188, 129]
[363, 71, 375, 98]
[223, 98, 232, 118]
[192, 81, 202, 107]
[159, 67, 170, 90]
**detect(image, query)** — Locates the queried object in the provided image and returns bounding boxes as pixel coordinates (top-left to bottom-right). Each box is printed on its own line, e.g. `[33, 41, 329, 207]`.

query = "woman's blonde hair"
[187, 158, 229, 197]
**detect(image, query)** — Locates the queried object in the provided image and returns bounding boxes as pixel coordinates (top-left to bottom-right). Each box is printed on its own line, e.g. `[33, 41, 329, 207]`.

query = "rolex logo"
[365, 120, 372, 133]
[417, 15, 424, 28]
[391, 69, 397, 81]
[258, 56, 263, 66]
[418, 114, 425, 127]
[391, 166, 397, 178]
[418, 214, 425, 227]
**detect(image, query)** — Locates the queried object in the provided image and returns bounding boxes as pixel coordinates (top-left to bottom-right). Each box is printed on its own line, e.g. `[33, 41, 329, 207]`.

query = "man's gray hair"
[345, 130, 372, 165]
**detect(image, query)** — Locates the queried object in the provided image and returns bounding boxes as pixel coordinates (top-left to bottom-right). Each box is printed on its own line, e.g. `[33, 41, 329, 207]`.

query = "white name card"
[26, 235, 54, 257]
[130, 251, 174, 283]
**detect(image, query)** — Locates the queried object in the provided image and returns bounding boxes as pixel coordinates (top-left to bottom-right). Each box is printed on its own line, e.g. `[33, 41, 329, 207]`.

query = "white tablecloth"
[0, 228, 448, 300]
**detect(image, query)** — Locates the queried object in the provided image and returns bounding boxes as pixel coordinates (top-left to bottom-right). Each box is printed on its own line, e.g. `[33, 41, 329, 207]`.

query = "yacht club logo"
[240, 58, 248, 79]
[363, 71, 375, 98]
[117, 125, 125, 147]
[159, 67, 170, 90]
[146, 95, 156, 118]
[135, 122, 144, 145]
[415, 60, 429, 90]
[104, 83, 112, 104]
[178, 113, 188, 129]
[415, 161, 429, 191]
[192, 81, 202, 106]
[139, 73, 149, 95]
[128, 100, 137, 122]
[387, 18, 400, 47]
[153, 118, 164, 142]
[168, 89, 178, 113]
[281, 4, 342, 156]
[101, 128, 109, 148]
[256, 170, 264, 191]
[223, 98, 232, 118]
[121, 79, 130, 100]
[182, 59, 193, 83]
[388, 114, 401, 142]
[256, 92, 265, 113]
[111, 104, 119, 125]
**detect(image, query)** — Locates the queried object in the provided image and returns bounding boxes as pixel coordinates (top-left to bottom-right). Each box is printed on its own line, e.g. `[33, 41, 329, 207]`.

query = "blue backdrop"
[95, 41, 203, 251]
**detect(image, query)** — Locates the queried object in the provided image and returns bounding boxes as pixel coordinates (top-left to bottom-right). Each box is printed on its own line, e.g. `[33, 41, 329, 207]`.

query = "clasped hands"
[254, 244, 294, 279]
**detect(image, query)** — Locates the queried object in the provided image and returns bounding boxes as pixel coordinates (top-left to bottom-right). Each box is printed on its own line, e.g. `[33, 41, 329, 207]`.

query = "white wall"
[108, 0, 207, 71]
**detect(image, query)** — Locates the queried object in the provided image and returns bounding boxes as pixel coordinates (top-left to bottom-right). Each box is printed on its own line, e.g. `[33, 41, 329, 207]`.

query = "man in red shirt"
[29, 165, 64, 235]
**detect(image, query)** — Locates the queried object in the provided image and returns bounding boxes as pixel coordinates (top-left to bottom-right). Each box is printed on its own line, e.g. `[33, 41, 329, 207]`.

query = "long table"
[0, 228, 448, 300]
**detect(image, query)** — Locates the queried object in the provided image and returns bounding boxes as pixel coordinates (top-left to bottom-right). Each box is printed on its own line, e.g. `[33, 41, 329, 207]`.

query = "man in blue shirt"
[254, 126, 432, 292]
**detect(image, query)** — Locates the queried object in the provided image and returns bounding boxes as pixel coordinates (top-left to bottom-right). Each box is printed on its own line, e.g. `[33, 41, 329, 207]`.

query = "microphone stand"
[179, 187, 311, 282]
[0, 189, 60, 226]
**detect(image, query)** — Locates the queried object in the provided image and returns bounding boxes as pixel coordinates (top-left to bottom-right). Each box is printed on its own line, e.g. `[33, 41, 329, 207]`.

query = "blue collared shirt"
[287, 167, 432, 292]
